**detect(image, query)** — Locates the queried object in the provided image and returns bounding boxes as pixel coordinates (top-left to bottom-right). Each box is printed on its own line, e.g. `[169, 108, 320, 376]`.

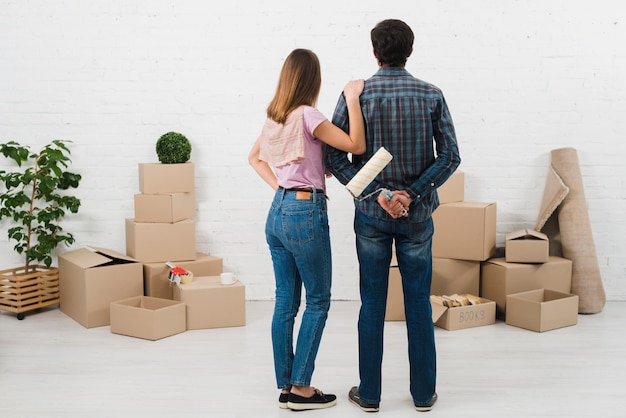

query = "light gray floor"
[1, 300, 625, 417]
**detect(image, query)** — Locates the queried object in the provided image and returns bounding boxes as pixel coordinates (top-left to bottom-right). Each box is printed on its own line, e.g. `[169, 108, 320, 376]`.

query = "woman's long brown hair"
[266, 49, 321, 124]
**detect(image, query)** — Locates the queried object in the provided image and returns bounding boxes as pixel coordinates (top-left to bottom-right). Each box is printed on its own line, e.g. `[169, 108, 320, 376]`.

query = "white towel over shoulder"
[258, 106, 305, 167]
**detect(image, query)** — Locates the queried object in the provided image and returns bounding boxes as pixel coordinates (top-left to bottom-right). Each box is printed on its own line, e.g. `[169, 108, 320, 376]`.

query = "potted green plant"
[0, 139, 81, 319]
[156, 131, 192, 164]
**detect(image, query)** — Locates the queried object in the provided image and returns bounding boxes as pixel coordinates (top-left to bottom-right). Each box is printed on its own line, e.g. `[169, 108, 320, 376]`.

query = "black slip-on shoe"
[348, 386, 379, 412]
[278, 393, 289, 409]
[414, 393, 438, 412]
[287, 388, 337, 410]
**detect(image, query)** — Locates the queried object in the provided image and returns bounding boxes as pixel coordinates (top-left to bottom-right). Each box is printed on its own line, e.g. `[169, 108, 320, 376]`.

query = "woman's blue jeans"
[265, 188, 331, 389]
[354, 210, 436, 405]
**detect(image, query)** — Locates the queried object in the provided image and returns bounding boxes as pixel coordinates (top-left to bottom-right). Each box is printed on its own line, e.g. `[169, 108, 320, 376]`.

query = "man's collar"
[374, 67, 411, 77]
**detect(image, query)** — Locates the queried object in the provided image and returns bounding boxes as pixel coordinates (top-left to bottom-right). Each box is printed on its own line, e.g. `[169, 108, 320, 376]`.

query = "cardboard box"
[505, 289, 578, 332]
[143, 253, 223, 299]
[134, 192, 196, 223]
[110, 296, 186, 340]
[480, 256, 572, 318]
[385, 255, 479, 321]
[432, 202, 497, 261]
[138, 162, 195, 194]
[432, 257, 480, 296]
[431, 297, 496, 330]
[505, 229, 549, 263]
[173, 276, 245, 330]
[385, 263, 404, 321]
[58, 247, 143, 328]
[437, 170, 464, 204]
[125, 218, 196, 263]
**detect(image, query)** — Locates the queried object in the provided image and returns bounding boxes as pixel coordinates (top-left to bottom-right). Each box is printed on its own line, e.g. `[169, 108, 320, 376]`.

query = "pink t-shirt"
[275, 106, 327, 190]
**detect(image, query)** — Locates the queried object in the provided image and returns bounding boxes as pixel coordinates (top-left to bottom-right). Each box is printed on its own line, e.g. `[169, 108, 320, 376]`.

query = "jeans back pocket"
[282, 208, 314, 244]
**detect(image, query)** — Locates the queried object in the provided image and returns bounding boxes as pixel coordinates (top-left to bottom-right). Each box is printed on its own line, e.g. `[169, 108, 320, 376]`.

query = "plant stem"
[24, 155, 40, 272]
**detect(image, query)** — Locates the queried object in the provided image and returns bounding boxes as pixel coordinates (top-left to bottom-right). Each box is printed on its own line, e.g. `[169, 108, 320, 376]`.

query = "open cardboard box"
[431, 296, 496, 331]
[58, 246, 143, 328]
[480, 256, 572, 318]
[110, 296, 186, 340]
[505, 289, 578, 332]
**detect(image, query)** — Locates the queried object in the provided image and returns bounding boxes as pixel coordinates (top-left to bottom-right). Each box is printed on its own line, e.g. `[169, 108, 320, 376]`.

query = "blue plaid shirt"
[325, 67, 461, 222]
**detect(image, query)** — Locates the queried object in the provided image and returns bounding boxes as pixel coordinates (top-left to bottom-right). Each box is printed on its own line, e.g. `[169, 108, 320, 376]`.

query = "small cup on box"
[220, 272, 236, 286]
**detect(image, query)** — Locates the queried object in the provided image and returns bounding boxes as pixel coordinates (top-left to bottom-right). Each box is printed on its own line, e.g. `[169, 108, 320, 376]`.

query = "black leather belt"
[279, 186, 325, 194]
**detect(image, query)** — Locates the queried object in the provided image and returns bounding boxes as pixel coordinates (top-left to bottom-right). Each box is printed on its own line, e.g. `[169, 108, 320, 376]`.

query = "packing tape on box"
[345, 147, 393, 199]
[165, 261, 193, 285]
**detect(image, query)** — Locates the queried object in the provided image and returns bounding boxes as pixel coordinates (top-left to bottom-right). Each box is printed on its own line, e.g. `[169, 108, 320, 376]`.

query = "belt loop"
[314, 188, 327, 202]
[277, 186, 286, 203]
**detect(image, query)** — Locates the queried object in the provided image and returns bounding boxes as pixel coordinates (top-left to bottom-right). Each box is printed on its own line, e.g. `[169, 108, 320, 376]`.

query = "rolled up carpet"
[535, 147, 605, 314]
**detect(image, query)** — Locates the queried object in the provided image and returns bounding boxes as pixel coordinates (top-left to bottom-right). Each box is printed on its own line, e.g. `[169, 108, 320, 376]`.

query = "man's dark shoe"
[287, 388, 337, 410]
[278, 392, 289, 409]
[348, 386, 379, 412]
[414, 393, 438, 412]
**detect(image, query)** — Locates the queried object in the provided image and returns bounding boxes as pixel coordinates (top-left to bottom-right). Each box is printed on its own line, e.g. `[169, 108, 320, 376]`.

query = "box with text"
[431, 296, 496, 331]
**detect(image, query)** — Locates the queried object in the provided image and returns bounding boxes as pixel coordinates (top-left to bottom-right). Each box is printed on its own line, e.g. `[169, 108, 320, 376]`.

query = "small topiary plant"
[156, 132, 192, 164]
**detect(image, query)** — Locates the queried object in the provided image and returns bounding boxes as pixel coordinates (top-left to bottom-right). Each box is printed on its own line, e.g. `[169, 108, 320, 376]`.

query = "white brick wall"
[1, 1, 625, 300]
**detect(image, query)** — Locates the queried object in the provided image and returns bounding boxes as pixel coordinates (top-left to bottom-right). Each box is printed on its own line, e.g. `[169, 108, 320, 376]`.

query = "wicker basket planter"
[0, 266, 59, 320]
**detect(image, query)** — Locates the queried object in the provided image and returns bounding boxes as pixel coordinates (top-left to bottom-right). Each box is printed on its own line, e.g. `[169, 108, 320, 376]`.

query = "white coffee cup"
[220, 272, 236, 285]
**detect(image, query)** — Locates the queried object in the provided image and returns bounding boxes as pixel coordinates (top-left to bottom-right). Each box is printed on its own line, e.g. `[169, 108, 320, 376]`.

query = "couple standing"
[248, 19, 460, 413]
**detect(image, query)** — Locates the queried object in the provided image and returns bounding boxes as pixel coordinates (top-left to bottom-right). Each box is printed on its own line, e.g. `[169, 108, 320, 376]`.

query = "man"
[324, 19, 461, 412]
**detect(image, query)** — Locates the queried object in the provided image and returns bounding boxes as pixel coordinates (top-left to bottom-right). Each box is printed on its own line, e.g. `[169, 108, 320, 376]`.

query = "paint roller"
[345, 146, 393, 199]
[345, 146, 407, 215]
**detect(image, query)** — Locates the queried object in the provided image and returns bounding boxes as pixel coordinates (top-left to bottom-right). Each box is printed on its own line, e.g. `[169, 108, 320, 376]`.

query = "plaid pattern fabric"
[325, 67, 461, 222]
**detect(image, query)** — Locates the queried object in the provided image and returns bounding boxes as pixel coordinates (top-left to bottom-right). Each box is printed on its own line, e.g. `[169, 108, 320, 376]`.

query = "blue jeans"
[354, 210, 436, 405]
[265, 188, 331, 389]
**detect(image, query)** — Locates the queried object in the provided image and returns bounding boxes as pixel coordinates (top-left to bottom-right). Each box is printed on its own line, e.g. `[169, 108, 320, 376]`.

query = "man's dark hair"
[371, 19, 414, 67]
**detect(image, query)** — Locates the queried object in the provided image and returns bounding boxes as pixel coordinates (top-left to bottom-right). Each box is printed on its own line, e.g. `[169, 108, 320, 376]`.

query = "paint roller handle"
[379, 188, 410, 218]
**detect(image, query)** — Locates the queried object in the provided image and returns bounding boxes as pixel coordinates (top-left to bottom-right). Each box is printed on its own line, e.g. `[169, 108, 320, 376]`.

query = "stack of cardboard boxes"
[130, 162, 221, 300]
[486, 229, 578, 332]
[127, 162, 197, 264]
[386, 170, 496, 330]
[58, 162, 246, 340]
[430, 171, 497, 330]
[386, 170, 578, 332]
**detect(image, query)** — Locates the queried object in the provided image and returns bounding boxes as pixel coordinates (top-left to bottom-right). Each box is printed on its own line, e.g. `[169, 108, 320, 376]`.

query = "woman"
[248, 48, 365, 411]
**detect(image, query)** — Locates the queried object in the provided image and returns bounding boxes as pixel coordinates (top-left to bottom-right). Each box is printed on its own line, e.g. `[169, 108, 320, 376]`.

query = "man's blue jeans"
[265, 188, 331, 389]
[354, 210, 436, 405]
